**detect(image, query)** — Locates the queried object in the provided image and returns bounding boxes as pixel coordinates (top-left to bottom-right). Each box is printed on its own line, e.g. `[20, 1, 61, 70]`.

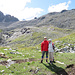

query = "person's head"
[44, 37, 47, 41]
[48, 39, 52, 42]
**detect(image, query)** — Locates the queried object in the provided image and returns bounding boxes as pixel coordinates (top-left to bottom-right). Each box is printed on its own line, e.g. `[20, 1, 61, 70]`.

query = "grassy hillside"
[54, 33, 75, 43]
[0, 46, 75, 75]
[6, 26, 74, 48]
[0, 28, 75, 75]
[0, 9, 75, 75]
[53, 33, 75, 49]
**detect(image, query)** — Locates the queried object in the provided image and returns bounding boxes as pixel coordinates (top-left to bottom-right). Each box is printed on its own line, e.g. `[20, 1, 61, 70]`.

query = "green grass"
[0, 46, 41, 61]
[54, 33, 75, 43]
[9, 32, 75, 50]
[53, 33, 75, 49]
[55, 53, 75, 65]
[53, 27, 73, 33]
[11, 32, 45, 42]
[0, 29, 2, 33]
[6, 25, 75, 48]
[8, 32, 46, 47]
[0, 26, 75, 74]
[0, 46, 75, 75]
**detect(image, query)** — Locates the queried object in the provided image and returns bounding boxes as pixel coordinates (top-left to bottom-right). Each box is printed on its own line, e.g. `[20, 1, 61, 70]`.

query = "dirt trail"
[0, 58, 75, 75]
[0, 58, 39, 65]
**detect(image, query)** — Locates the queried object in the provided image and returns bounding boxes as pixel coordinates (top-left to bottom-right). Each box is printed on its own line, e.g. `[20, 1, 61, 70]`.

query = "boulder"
[74, 46, 75, 51]
[21, 28, 27, 34]
[0, 53, 8, 58]
[21, 28, 30, 34]
[0, 53, 5, 56]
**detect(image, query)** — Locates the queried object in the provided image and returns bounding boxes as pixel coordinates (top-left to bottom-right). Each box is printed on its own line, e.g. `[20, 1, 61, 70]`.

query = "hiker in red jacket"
[40, 37, 49, 63]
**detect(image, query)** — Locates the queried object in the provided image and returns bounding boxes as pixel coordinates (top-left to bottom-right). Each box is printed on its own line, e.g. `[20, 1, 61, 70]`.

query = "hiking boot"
[53, 60, 56, 63]
[46, 59, 48, 63]
[51, 62, 53, 64]
[40, 60, 43, 63]
[50, 61, 53, 64]
[53, 59, 56, 63]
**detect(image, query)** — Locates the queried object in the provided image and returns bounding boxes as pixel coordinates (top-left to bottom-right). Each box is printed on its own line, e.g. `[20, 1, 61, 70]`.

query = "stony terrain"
[0, 9, 75, 75]
[0, 9, 75, 48]
[0, 47, 75, 75]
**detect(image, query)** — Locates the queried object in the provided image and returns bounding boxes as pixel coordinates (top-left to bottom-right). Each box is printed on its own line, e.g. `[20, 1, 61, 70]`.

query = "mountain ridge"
[0, 9, 75, 47]
[0, 11, 19, 22]
[2, 9, 75, 31]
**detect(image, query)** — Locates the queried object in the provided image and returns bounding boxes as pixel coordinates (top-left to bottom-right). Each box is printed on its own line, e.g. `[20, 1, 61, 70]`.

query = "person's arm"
[47, 41, 49, 49]
[52, 43, 55, 50]
[41, 42, 43, 52]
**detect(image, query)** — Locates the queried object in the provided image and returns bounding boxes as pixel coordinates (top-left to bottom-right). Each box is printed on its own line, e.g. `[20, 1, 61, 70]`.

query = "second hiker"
[48, 39, 55, 64]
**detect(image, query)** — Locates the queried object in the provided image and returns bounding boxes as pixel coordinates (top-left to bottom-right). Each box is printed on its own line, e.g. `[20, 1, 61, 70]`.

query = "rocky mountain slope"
[0, 9, 75, 75]
[0, 9, 75, 47]
[2, 9, 75, 30]
[0, 11, 19, 29]
[0, 11, 19, 22]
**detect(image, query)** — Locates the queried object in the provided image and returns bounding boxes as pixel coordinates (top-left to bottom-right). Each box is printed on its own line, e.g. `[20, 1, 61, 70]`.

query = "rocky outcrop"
[54, 41, 75, 53]
[21, 28, 30, 34]
[0, 11, 4, 22]
[0, 27, 31, 45]
[0, 11, 19, 22]
[0, 33, 3, 44]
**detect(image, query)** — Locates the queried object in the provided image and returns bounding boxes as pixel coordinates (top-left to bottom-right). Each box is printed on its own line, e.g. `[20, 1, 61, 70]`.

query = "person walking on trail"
[40, 37, 49, 63]
[48, 39, 55, 64]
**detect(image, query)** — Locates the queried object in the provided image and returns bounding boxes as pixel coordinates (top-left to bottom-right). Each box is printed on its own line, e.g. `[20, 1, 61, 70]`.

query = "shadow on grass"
[43, 63, 68, 75]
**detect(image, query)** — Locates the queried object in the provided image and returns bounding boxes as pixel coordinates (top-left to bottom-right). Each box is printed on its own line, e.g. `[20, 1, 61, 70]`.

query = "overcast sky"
[0, 0, 74, 20]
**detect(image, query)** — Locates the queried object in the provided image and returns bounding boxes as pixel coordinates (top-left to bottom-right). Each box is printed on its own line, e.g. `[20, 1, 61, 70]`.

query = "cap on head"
[44, 37, 47, 39]
[48, 39, 52, 41]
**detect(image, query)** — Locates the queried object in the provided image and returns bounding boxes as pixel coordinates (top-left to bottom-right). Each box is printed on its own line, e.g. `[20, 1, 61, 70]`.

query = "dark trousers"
[41, 51, 48, 59]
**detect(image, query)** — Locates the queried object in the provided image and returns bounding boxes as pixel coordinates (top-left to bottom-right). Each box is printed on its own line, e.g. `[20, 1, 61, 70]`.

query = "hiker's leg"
[53, 53, 54, 61]
[49, 52, 52, 63]
[50, 52, 53, 64]
[41, 51, 45, 63]
[53, 57, 54, 61]
[49, 52, 50, 62]
[53, 53, 55, 63]
[46, 51, 48, 63]
[52, 52, 53, 61]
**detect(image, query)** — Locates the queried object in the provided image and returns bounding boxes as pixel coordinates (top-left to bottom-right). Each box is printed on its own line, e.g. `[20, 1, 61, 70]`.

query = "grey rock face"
[21, 28, 28, 34]
[0, 11, 4, 22]
[0, 33, 3, 44]
[21, 28, 31, 34]
[55, 41, 75, 53]
[0, 9, 75, 47]
[0, 11, 19, 22]
[5, 15, 19, 22]
[0, 9, 75, 30]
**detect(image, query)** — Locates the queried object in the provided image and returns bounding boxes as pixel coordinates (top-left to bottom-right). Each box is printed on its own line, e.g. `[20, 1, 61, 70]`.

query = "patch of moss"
[0, 29, 2, 33]
[57, 33, 75, 44]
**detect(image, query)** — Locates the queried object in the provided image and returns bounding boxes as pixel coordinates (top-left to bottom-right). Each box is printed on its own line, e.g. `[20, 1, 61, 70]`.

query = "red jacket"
[41, 40, 49, 51]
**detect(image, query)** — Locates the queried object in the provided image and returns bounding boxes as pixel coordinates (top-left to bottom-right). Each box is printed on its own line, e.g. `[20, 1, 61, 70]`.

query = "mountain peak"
[0, 11, 19, 22]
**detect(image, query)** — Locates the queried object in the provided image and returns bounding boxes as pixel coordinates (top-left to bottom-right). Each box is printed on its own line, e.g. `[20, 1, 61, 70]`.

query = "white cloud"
[21, 7, 43, 20]
[0, 0, 43, 20]
[48, 1, 71, 13]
